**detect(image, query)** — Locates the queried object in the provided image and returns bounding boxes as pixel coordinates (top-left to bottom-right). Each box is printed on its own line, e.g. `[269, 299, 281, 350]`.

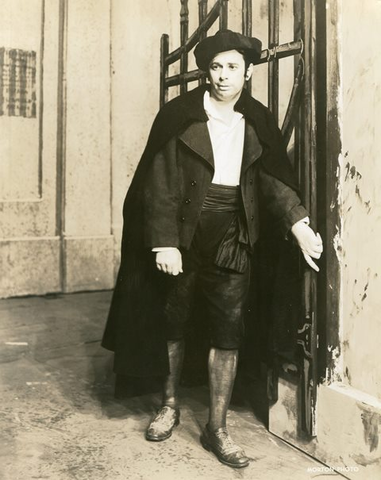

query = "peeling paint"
[355, 184, 363, 201]
[344, 162, 362, 181]
[352, 453, 381, 467]
[325, 346, 343, 383]
[360, 409, 380, 453]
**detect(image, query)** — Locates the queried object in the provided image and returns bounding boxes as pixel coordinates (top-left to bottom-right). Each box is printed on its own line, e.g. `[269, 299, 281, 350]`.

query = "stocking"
[162, 339, 185, 408]
[208, 347, 239, 430]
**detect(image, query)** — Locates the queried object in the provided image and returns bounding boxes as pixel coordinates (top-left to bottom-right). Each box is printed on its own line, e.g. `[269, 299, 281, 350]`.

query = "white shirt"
[203, 91, 245, 186]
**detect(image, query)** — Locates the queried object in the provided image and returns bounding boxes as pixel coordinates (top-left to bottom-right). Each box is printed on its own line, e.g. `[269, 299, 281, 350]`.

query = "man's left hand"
[291, 221, 323, 272]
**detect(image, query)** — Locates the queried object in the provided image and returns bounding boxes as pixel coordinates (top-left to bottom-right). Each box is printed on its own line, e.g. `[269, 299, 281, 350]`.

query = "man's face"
[208, 50, 252, 102]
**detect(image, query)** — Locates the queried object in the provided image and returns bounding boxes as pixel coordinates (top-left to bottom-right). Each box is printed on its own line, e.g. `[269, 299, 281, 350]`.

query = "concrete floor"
[0, 291, 341, 480]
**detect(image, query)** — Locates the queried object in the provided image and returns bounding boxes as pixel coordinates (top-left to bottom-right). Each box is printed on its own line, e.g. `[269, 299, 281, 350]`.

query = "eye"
[210, 64, 220, 71]
[229, 65, 238, 70]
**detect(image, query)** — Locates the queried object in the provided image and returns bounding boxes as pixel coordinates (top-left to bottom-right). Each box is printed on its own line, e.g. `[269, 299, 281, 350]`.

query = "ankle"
[207, 421, 227, 432]
[162, 397, 179, 409]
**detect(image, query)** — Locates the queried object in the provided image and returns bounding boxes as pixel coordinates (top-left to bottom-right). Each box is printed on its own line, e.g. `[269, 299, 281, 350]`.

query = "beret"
[194, 29, 262, 71]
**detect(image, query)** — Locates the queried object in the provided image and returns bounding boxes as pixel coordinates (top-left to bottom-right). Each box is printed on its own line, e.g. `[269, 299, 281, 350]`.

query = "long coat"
[102, 85, 307, 379]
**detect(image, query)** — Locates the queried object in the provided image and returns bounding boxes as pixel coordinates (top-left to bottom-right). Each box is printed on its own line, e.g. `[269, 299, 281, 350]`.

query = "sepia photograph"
[0, 1, 380, 479]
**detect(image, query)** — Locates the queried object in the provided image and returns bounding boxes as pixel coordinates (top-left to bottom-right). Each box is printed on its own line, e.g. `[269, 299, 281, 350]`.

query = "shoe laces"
[150, 406, 177, 429]
[214, 428, 242, 455]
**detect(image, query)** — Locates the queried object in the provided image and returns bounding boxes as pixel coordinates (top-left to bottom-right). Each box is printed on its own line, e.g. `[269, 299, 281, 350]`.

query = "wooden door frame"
[315, 0, 341, 382]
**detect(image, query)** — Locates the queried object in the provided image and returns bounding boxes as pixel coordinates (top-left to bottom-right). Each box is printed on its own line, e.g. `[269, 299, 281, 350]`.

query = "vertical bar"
[180, 0, 189, 95]
[242, 0, 252, 35]
[198, 0, 208, 85]
[38, 1, 46, 195]
[242, 0, 252, 92]
[56, 0, 68, 292]
[160, 34, 169, 106]
[265, 0, 280, 404]
[293, 0, 303, 180]
[219, 0, 228, 30]
[299, 0, 318, 437]
[198, 0, 208, 40]
[268, 0, 279, 124]
[318, 0, 341, 383]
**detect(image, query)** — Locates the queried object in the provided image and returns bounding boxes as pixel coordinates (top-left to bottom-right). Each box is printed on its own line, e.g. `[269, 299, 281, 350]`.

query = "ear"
[245, 63, 254, 81]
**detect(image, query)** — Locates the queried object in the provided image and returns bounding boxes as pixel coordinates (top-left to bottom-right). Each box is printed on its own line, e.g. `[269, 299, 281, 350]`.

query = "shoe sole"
[200, 436, 250, 469]
[145, 418, 180, 442]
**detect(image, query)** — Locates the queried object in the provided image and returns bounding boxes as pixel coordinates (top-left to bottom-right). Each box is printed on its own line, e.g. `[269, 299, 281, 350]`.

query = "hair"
[206, 49, 252, 80]
[236, 49, 253, 71]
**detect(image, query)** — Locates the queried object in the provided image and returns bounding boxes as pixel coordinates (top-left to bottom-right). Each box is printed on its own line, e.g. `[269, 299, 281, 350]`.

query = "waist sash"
[201, 183, 250, 273]
[202, 183, 240, 212]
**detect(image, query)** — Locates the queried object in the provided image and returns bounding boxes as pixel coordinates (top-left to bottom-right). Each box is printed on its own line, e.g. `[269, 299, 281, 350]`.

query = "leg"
[201, 346, 249, 468]
[162, 339, 185, 408]
[146, 253, 196, 442]
[200, 265, 250, 468]
[145, 339, 184, 441]
[208, 347, 238, 431]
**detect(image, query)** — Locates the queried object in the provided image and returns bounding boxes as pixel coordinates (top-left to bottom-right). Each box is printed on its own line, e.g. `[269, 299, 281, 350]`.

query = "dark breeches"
[161, 184, 251, 350]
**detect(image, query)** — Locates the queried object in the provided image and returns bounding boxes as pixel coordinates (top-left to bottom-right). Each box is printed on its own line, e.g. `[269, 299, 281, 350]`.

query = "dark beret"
[194, 29, 262, 71]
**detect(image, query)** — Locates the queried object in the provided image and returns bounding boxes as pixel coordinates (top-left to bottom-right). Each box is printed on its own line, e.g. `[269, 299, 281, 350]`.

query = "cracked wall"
[339, 0, 381, 400]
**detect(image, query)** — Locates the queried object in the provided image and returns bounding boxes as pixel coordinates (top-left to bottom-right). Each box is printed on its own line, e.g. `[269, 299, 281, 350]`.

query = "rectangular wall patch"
[0, 48, 37, 118]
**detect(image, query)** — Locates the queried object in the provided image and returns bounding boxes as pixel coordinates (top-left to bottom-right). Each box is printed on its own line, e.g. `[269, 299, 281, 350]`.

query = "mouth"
[217, 84, 231, 90]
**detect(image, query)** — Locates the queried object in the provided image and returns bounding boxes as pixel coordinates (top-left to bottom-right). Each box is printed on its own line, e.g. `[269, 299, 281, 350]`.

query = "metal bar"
[198, 0, 208, 40]
[242, 0, 252, 92]
[257, 40, 303, 64]
[281, 59, 304, 146]
[219, 0, 228, 30]
[268, 0, 280, 124]
[165, 69, 207, 88]
[293, 0, 303, 181]
[198, 0, 208, 86]
[160, 34, 169, 107]
[180, 0, 189, 95]
[309, 0, 318, 438]
[242, 0, 252, 36]
[165, 41, 303, 90]
[165, 1, 221, 66]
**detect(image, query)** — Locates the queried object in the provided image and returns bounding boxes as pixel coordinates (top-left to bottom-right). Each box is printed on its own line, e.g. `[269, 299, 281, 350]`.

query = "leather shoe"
[145, 406, 180, 441]
[200, 424, 250, 468]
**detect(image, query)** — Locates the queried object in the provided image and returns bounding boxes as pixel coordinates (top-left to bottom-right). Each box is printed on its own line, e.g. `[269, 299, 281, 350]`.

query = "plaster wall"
[0, 0, 61, 297]
[339, 0, 381, 399]
[110, 0, 178, 266]
[61, 0, 114, 292]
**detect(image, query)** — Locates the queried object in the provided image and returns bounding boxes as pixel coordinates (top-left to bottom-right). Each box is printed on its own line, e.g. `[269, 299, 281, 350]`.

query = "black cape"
[102, 85, 303, 387]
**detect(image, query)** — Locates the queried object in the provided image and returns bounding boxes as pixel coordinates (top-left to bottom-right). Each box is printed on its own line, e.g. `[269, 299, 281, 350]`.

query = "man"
[102, 30, 323, 469]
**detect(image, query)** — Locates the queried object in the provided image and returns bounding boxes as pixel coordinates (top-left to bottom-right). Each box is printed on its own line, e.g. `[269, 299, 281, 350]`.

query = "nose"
[219, 66, 229, 80]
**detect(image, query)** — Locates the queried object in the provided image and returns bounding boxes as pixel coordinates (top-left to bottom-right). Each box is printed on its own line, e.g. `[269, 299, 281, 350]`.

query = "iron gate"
[159, 0, 318, 437]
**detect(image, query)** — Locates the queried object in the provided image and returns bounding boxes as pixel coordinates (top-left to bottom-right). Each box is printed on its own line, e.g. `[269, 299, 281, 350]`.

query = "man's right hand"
[155, 248, 183, 276]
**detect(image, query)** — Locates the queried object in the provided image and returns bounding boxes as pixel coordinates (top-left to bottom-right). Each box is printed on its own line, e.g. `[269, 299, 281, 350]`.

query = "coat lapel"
[178, 122, 214, 170]
[240, 122, 263, 179]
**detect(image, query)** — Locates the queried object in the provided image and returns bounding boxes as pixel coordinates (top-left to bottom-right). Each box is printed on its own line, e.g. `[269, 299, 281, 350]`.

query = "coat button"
[191, 180, 197, 186]
[184, 198, 191, 204]
[251, 215, 254, 221]
[180, 216, 185, 222]
[249, 178, 253, 185]
[251, 197, 254, 203]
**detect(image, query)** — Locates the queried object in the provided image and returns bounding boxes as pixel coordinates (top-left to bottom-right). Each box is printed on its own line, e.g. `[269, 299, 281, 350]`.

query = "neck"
[210, 92, 240, 109]
[209, 90, 242, 121]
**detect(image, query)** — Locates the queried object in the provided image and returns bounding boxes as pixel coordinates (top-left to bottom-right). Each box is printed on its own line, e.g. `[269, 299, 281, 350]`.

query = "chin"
[215, 91, 239, 102]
